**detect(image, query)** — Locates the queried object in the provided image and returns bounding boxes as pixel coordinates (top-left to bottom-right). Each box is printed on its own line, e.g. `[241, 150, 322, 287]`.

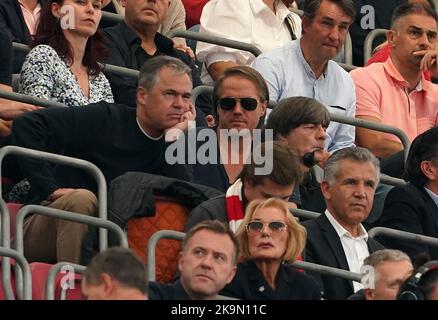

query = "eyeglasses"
[406, 26, 438, 43]
[246, 221, 287, 233]
[218, 97, 259, 111]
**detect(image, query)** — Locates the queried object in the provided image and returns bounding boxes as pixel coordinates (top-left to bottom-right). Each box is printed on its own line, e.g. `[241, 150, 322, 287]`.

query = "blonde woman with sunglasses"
[220, 198, 321, 299]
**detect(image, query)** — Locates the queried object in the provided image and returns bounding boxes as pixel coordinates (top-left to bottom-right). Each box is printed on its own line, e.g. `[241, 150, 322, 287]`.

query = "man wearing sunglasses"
[186, 142, 303, 233]
[302, 147, 384, 300]
[252, 0, 357, 154]
[351, 3, 438, 178]
[192, 66, 268, 192]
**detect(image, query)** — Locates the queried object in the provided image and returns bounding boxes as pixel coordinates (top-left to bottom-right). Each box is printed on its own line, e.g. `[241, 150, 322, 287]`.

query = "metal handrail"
[344, 32, 353, 66]
[368, 227, 438, 248]
[292, 260, 363, 282]
[0, 200, 14, 299]
[0, 89, 66, 108]
[363, 28, 388, 64]
[191, 85, 213, 104]
[147, 230, 185, 282]
[45, 262, 86, 300]
[190, 86, 411, 162]
[167, 30, 262, 57]
[11, 42, 139, 79]
[0, 146, 106, 300]
[101, 11, 123, 25]
[14, 204, 128, 299]
[379, 174, 407, 188]
[329, 113, 411, 163]
[338, 62, 357, 72]
[291, 208, 320, 220]
[0, 146, 109, 252]
[0, 247, 32, 300]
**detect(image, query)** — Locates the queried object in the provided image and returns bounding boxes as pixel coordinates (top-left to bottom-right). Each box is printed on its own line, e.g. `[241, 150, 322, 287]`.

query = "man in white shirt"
[196, 0, 302, 85]
[252, 0, 356, 153]
[303, 146, 384, 300]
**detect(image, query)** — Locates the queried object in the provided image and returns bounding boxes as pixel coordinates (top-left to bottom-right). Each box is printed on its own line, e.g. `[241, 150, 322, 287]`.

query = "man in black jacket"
[149, 220, 238, 300]
[379, 127, 438, 263]
[11, 56, 195, 264]
[104, 0, 202, 108]
[303, 147, 384, 300]
[0, 0, 44, 72]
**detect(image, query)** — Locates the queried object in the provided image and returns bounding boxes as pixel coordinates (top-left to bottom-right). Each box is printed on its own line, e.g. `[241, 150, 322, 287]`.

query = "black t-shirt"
[11, 101, 192, 203]
[103, 21, 202, 107]
[0, 29, 12, 86]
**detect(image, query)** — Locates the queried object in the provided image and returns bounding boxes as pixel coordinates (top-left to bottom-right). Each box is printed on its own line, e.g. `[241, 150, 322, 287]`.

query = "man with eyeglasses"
[252, 0, 357, 154]
[351, 3, 438, 177]
[302, 147, 384, 300]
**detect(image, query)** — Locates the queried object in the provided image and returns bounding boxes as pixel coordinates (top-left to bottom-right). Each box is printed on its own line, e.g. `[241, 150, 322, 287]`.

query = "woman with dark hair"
[19, 0, 113, 106]
[10, 0, 113, 203]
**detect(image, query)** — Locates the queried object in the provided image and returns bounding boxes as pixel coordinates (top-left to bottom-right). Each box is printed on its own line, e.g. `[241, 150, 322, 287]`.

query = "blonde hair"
[236, 198, 307, 263]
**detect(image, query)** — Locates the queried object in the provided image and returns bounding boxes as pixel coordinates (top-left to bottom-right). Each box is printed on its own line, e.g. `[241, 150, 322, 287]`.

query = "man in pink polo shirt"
[350, 3, 438, 175]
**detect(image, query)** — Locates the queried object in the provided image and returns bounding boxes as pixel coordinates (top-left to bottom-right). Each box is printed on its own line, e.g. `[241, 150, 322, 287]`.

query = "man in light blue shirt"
[252, 0, 357, 153]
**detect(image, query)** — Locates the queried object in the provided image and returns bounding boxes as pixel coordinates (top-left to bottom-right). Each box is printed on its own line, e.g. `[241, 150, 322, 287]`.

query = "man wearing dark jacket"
[149, 220, 238, 300]
[185, 142, 302, 233]
[379, 127, 438, 263]
[104, 0, 202, 108]
[12, 56, 195, 264]
[303, 147, 384, 300]
[0, 0, 43, 72]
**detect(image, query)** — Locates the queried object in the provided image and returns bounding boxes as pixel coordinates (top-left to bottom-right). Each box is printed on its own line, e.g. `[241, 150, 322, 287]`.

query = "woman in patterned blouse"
[11, 0, 113, 204]
[19, 0, 114, 106]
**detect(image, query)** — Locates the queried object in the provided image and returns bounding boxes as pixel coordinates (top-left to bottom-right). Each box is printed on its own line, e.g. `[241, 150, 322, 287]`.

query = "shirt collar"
[250, 0, 291, 21]
[325, 210, 368, 241]
[136, 117, 163, 140]
[425, 187, 438, 208]
[119, 21, 175, 52]
[296, 40, 328, 79]
[384, 57, 431, 92]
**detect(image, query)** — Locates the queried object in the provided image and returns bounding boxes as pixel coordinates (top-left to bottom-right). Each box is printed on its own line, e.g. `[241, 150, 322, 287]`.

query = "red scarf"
[225, 179, 245, 232]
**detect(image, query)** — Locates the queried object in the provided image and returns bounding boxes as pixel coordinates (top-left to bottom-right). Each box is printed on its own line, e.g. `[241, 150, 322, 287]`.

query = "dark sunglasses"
[218, 97, 259, 111]
[246, 221, 287, 233]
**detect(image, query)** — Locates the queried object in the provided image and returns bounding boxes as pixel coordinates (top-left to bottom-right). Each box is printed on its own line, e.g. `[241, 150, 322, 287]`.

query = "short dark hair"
[266, 96, 330, 139]
[391, 3, 438, 29]
[240, 141, 303, 187]
[303, 0, 356, 22]
[83, 247, 148, 294]
[183, 220, 239, 264]
[138, 56, 192, 90]
[33, 0, 109, 76]
[212, 66, 269, 129]
[404, 127, 438, 186]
